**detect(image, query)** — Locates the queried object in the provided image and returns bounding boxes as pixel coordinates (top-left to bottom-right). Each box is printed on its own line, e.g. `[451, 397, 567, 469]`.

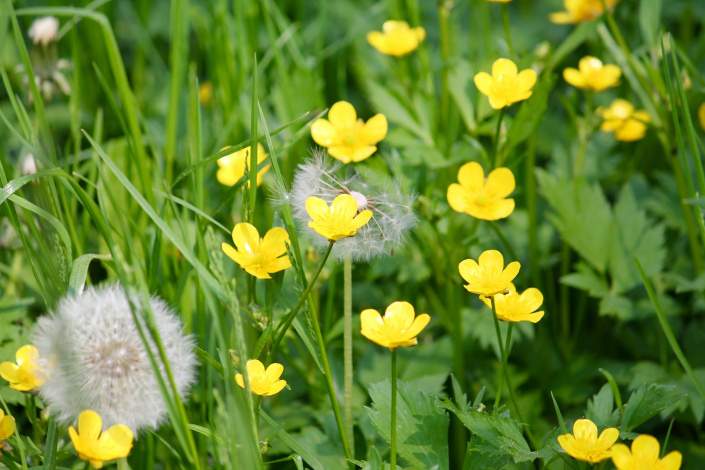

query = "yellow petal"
[563, 68, 587, 89]
[660, 450, 683, 470]
[261, 227, 290, 259]
[595, 64, 621, 90]
[232, 223, 260, 254]
[384, 301, 416, 331]
[405, 313, 431, 339]
[597, 427, 620, 448]
[492, 58, 518, 80]
[632, 110, 650, 123]
[458, 259, 480, 283]
[358, 114, 388, 145]
[610, 443, 631, 467]
[485, 167, 515, 199]
[699, 103, 705, 131]
[481, 199, 515, 220]
[0, 415, 15, 439]
[478, 249, 504, 270]
[488, 94, 509, 110]
[557, 434, 578, 456]
[311, 119, 339, 147]
[327, 146, 354, 163]
[473, 72, 494, 97]
[264, 380, 287, 396]
[366, 31, 387, 52]
[255, 144, 268, 164]
[78, 410, 103, 443]
[16, 345, 39, 365]
[265, 363, 284, 382]
[447, 184, 468, 213]
[521, 311, 545, 323]
[217, 167, 240, 186]
[573, 419, 597, 442]
[351, 209, 373, 230]
[98, 424, 133, 460]
[350, 146, 378, 163]
[614, 120, 647, 141]
[0, 362, 20, 384]
[601, 119, 624, 132]
[332, 194, 359, 220]
[246, 359, 266, 378]
[500, 261, 521, 284]
[631, 435, 660, 461]
[328, 101, 357, 129]
[549, 12, 576, 24]
[306, 197, 330, 221]
[516, 69, 537, 92]
[264, 256, 292, 274]
[457, 162, 485, 192]
[235, 374, 245, 389]
[518, 287, 543, 312]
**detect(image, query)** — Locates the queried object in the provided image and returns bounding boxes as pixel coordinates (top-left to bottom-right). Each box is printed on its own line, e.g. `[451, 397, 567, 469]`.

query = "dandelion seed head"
[32, 284, 197, 433]
[287, 148, 418, 262]
[29, 17, 59, 46]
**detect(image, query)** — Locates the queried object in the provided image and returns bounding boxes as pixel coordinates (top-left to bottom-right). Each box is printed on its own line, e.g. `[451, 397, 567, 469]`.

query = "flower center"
[343, 133, 357, 147]
[475, 194, 489, 206]
[349, 191, 368, 212]
[252, 253, 264, 265]
[87, 340, 142, 380]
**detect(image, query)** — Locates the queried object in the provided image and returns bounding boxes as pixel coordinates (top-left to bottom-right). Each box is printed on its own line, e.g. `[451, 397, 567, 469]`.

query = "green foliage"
[620, 384, 686, 433]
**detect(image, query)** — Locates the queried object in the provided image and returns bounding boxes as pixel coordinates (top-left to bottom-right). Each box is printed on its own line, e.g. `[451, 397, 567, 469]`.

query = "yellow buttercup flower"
[216, 144, 270, 187]
[361, 301, 430, 350]
[480, 283, 545, 323]
[366, 21, 425, 57]
[68, 410, 133, 469]
[311, 101, 388, 164]
[306, 194, 373, 242]
[198, 80, 213, 106]
[598, 99, 650, 142]
[474, 58, 537, 109]
[0, 408, 15, 444]
[0, 345, 45, 392]
[222, 223, 291, 279]
[550, 0, 619, 24]
[611, 435, 682, 470]
[459, 250, 520, 297]
[557, 419, 619, 464]
[235, 359, 286, 397]
[447, 162, 515, 220]
[698, 103, 705, 132]
[563, 56, 621, 91]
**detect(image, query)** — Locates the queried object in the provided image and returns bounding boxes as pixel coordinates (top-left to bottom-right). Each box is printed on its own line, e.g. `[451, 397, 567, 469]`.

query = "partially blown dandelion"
[282, 150, 418, 262]
[32, 285, 197, 432]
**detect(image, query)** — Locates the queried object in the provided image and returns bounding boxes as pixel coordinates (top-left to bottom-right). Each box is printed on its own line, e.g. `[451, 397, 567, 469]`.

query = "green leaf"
[367, 379, 450, 470]
[68, 253, 112, 295]
[442, 399, 535, 463]
[639, 0, 662, 46]
[536, 170, 612, 274]
[586, 384, 619, 427]
[620, 384, 686, 432]
[448, 61, 476, 133]
[560, 262, 609, 297]
[366, 81, 434, 146]
[260, 411, 334, 470]
[462, 439, 512, 470]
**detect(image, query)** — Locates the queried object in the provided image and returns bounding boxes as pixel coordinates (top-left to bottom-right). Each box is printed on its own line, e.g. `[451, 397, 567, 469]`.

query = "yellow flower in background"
[361, 301, 430, 350]
[198, 80, 213, 105]
[0, 345, 45, 392]
[222, 223, 291, 279]
[0, 409, 15, 440]
[557, 419, 619, 464]
[563, 56, 621, 91]
[698, 103, 705, 132]
[459, 250, 520, 297]
[68, 410, 133, 469]
[611, 435, 682, 470]
[311, 101, 388, 163]
[598, 99, 650, 142]
[480, 283, 545, 323]
[306, 194, 373, 241]
[216, 144, 270, 187]
[447, 162, 515, 220]
[367, 20, 425, 57]
[550, 0, 619, 24]
[235, 359, 286, 397]
[474, 58, 537, 109]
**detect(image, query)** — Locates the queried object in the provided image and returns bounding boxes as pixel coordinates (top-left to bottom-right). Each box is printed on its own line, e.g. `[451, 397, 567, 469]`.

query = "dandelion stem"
[270, 241, 334, 355]
[491, 296, 508, 410]
[492, 108, 505, 168]
[343, 255, 355, 456]
[390, 348, 398, 470]
[501, 4, 515, 57]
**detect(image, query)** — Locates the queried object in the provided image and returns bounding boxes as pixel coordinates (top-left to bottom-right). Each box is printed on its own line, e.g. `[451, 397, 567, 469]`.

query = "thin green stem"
[437, 0, 451, 147]
[343, 256, 354, 455]
[269, 241, 334, 355]
[492, 108, 505, 168]
[575, 91, 593, 175]
[117, 457, 130, 470]
[390, 348, 398, 470]
[491, 296, 508, 410]
[500, 4, 515, 57]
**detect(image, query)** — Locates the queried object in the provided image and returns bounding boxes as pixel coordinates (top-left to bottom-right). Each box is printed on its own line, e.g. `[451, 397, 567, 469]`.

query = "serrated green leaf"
[560, 262, 609, 297]
[599, 295, 633, 320]
[536, 170, 612, 274]
[442, 399, 535, 463]
[620, 384, 686, 432]
[462, 438, 512, 470]
[586, 384, 618, 427]
[367, 379, 449, 470]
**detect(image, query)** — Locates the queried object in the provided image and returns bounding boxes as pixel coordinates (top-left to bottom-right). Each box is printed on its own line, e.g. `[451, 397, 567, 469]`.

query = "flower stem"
[117, 457, 130, 470]
[492, 108, 506, 168]
[437, 0, 452, 148]
[501, 4, 515, 57]
[390, 348, 398, 470]
[269, 241, 334, 354]
[343, 256, 355, 456]
[491, 296, 508, 410]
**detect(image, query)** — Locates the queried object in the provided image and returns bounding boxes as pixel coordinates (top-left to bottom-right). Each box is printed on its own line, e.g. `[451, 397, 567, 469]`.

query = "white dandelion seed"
[277, 148, 418, 262]
[28, 17, 59, 46]
[32, 284, 197, 433]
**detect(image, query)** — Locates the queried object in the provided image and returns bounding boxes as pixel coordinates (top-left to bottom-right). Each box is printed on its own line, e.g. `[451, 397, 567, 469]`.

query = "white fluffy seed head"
[32, 284, 197, 433]
[28, 17, 59, 46]
[283, 148, 418, 262]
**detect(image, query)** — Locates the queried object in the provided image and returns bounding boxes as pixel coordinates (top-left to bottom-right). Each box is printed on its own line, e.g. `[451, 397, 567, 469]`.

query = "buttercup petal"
[329, 101, 357, 129]
[519, 288, 544, 312]
[366, 31, 386, 51]
[78, 410, 103, 443]
[549, 12, 575, 24]
[306, 197, 331, 221]
[516, 69, 537, 92]
[232, 223, 260, 254]
[660, 451, 683, 470]
[474, 72, 494, 96]
[265, 256, 292, 274]
[0, 414, 15, 439]
[615, 120, 647, 141]
[597, 427, 620, 448]
[457, 162, 485, 192]
[351, 209, 373, 230]
[447, 184, 468, 213]
[98, 424, 134, 460]
[488, 94, 509, 110]
[483, 199, 515, 220]
[0, 362, 20, 383]
[501, 261, 521, 284]
[632, 110, 651, 123]
[631, 435, 660, 461]
[235, 374, 245, 389]
[573, 419, 598, 441]
[405, 313, 431, 339]
[265, 380, 287, 396]
[351, 146, 377, 163]
[610, 443, 631, 467]
[485, 167, 515, 199]
[492, 58, 518, 80]
[522, 311, 545, 323]
[246, 360, 266, 378]
[261, 227, 290, 258]
[16, 345, 38, 364]
[458, 259, 480, 282]
[327, 146, 354, 163]
[478, 249, 504, 270]
[563, 68, 586, 89]
[311, 119, 339, 147]
[598, 64, 621, 90]
[265, 363, 284, 382]
[332, 194, 359, 219]
[358, 114, 388, 145]
[384, 301, 416, 331]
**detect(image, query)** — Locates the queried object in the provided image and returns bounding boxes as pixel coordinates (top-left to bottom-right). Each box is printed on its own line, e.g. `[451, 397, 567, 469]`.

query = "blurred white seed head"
[278, 148, 418, 262]
[22, 154, 37, 176]
[29, 17, 59, 46]
[32, 284, 197, 433]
